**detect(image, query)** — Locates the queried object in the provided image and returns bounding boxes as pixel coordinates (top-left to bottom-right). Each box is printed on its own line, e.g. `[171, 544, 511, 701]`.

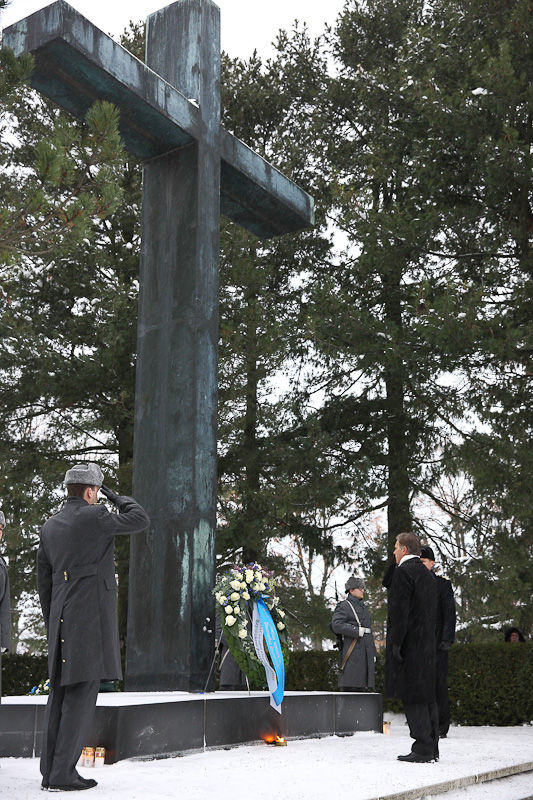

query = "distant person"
[331, 576, 376, 691]
[37, 463, 149, 792]
[216, 614, 247, 690]
[385, 533, 439, 763]
[0, 510, 11, 700]
[420, 546, 456, 738]
[504, 627, 525, 643]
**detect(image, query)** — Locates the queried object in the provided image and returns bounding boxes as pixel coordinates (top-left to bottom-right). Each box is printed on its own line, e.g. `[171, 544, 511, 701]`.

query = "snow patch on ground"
[1, 713, 532, 800]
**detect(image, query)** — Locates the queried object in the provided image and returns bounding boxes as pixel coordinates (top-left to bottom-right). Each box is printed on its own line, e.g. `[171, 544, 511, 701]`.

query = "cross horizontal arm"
[3, 0, 314, 238]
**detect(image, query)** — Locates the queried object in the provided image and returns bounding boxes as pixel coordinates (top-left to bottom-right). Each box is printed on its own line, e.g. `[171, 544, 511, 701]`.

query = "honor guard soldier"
[331, 576, 377, 691]
[37, 463, 149, 791]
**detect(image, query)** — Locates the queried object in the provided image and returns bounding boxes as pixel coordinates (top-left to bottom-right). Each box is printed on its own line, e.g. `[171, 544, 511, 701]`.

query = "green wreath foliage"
[214, 562, 290, 687]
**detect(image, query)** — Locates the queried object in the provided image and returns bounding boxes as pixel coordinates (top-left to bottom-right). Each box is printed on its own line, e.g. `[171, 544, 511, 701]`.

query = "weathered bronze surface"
[4, 0, 314, 692]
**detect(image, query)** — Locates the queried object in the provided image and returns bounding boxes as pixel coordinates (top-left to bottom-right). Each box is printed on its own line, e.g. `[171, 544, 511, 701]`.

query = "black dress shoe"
[78, 777, 98, 786]
[47, 778, 98, 791]
[397, 752, 435, 763]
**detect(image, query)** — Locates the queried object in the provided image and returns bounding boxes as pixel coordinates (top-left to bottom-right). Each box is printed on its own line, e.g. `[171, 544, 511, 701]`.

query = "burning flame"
[263, 734, 287, 745]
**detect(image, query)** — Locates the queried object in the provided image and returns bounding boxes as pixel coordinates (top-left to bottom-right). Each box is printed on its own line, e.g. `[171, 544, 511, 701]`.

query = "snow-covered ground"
[1, 713, 532, 799]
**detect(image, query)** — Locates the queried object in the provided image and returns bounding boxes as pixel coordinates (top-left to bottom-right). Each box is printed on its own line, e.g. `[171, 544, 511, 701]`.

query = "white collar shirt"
[399, 554, 419, 567]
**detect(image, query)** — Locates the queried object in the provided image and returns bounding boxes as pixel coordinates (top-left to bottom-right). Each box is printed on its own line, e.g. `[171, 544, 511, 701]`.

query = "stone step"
[374, 761, 533, 800]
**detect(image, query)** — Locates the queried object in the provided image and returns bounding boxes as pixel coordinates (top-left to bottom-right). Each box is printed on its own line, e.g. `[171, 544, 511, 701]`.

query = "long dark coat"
[435, 575, 456, 646]
[385, 557, 437, 703]
[0, 554, 10, 699]
[37, 496, 149, 685]
[0, 555, 10, 651]
[331, 596, 376, 689]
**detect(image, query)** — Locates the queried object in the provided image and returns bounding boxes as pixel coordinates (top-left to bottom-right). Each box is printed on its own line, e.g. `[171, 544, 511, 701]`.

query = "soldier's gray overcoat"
[37, 496, 149, 685]
[384, 557, 437, 703]
[331, 596, 377, 689]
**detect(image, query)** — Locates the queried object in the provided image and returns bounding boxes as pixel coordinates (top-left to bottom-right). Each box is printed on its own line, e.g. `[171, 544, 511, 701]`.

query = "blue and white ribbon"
[252, 596, 285, 713]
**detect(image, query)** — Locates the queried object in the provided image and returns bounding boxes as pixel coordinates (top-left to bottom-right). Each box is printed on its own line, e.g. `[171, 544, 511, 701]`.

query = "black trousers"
[40, 656, 99, 786]
[436, 649, 450, 735]
[402, 700, 439, 757]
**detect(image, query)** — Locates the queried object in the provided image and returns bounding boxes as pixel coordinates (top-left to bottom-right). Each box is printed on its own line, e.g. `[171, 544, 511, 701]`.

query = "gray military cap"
[345, 576, 364, 592]
[64, 462, 104, 487]
[0, 511, 5, 528]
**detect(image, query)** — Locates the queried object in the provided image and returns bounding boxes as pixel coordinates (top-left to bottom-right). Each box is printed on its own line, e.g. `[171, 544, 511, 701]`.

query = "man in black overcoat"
[385, 532, 439, 763]
[37, 463, 150, 791]
[420, 546, 456, 738]
[0, 511, 11, 700]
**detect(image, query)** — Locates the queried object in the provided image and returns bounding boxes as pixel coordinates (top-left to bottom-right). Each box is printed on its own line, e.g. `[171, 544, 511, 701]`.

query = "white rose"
[254, 571, 262, 580]
[230, 592, 240, 601]
[225, 615, 236, 626]
[225, 605, 234, 615]
[242, 591, 250, 601]
[240, 581, 247, 589]
[277, 622, 285, 630]
[234, 606, 241, 615]
[278, 609, 285, 618]
[245, 570, 254, 583]
[219, 595, 227, 604]
[238, 629, 247, 639]
[230, 580, 241, 591]
[255, 564, 262, 571]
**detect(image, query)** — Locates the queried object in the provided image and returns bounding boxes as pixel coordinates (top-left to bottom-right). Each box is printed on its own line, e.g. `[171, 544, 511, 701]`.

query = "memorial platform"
[0, 690, 383, 763]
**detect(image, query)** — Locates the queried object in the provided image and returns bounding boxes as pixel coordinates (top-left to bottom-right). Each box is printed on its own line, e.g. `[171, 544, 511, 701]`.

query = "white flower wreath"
[214, 563, 289, 686]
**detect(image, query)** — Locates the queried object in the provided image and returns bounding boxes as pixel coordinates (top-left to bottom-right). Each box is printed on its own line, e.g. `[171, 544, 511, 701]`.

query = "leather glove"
[392, 644, 404, 663]
[100, 484, 119, 504]
[439, 641, 452, 651]
[115, 496, 137, 513]
[101, 485, 135, 512]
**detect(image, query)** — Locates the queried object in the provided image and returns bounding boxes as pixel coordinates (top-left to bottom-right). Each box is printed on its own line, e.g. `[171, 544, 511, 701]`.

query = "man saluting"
[37, 463, 149, 791]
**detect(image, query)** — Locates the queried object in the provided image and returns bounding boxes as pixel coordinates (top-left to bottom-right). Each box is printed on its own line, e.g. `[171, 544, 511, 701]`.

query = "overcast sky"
[1, 0, 346, 61]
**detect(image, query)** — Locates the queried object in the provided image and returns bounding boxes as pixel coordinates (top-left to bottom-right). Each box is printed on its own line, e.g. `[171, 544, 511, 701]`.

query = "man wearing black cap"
[331, 576, 376, 691]
[420, 546, 456, 738]
[0, 511, 11, 701]
[37, 463, 150, 792]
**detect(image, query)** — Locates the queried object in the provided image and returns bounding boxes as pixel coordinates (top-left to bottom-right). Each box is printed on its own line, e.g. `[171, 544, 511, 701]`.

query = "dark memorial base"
[0, 692, 383, 762]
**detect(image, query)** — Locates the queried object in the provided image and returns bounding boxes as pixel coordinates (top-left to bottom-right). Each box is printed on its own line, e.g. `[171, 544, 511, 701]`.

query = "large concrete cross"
[4, 0, 313, 691]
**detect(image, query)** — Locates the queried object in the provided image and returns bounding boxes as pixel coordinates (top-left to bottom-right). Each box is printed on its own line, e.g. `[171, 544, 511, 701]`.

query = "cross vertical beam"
[127, 0, 220, 691]
[3, 0, 314, 693]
